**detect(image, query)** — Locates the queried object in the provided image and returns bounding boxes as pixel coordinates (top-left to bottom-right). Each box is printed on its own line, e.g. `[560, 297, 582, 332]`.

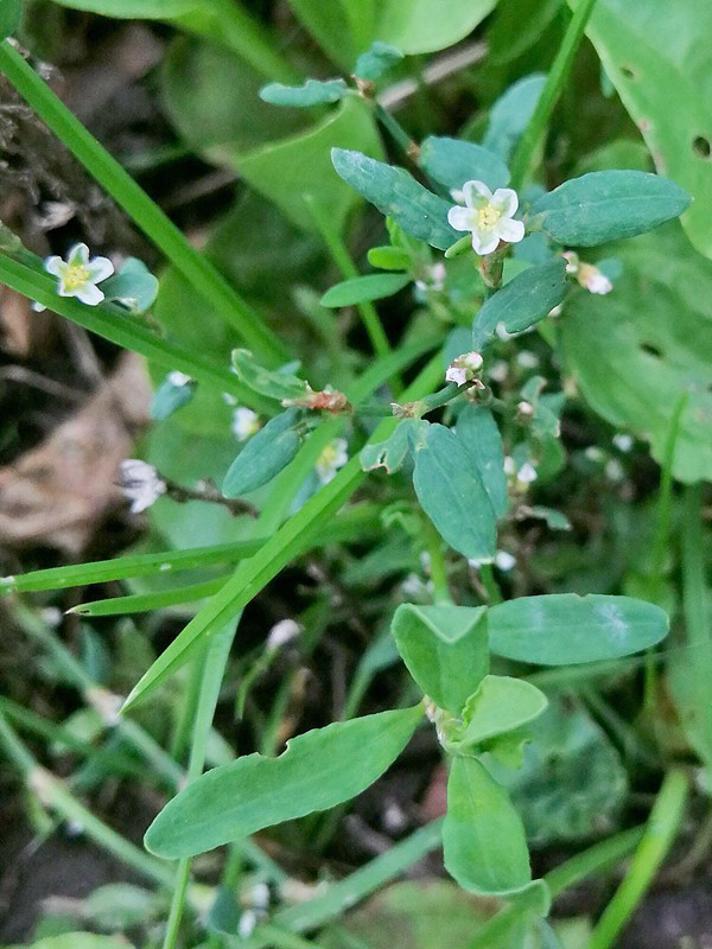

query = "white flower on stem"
[316, 437, 348, 484]
[613, 433, 633, 453]
[563, 251, 612, 295]
[44, 243, 114, 305]
[168, 370, 192, 388]
[266, 618, 301, 653]
[517, 461, 538, 484]
[445, 350, 483, 386]
[415, 262, 446, 292]
[232, 407, 261, 442]
[494, 550, 517, 572]
[118, 459, 166, 513]
[447, 181, 525, 255]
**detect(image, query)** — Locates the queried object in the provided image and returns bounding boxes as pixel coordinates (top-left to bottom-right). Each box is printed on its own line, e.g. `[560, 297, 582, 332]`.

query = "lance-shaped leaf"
[331, 149, 457, 250]
[419, 136, 510, 192]
[231, 349, 308, 402]
[360, 419, 428, 474]
[531, 170, 691, 247]
[145, 706, 422, 858]
[487, 594, 669, 665]
[412, 423, 497, 562]
[392, 603, 488, 714]
[222, 409, 302, 497]
[472, 259, 567, 349]
[259, 78, 348, 108]
[483, 74, 547, 161]
[443, 756, 533, 895]
[354, 41, 403, 81]
[456, 405, 508, 518]
[321, 272, 411, 307]
[456, 675, 548, 747]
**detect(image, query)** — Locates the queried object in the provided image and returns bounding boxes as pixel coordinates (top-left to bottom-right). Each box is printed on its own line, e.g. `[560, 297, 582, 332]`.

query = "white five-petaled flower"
[118, 459, 166, 514]
[445, 350, 484, 386]
[232, 407, 261, 442]
[44, 243, 114, 305]
[316, 437, 348, 484]
[447, 181, 525, 256]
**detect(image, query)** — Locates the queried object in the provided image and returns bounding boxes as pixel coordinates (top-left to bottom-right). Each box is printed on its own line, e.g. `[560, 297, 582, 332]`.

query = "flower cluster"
[445, 351, 484, 386]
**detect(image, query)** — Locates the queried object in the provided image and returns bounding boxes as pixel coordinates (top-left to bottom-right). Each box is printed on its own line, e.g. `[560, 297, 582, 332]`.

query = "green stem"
[509, 0, 599, 188]
[588, 769, 688, 949]
[373, 102, 418, 161]
[0, 41, 286, 365]
[422, 518, 450, 603]
[479, 563, 503, 604]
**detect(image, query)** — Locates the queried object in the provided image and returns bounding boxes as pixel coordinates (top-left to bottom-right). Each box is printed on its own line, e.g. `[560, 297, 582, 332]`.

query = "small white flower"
[316, 437, 348, 484]
[445, 350, 483, 386]
[415, 262, 447, 292]
[246, 882, 271, 911]
[605, 458, 625, 482]
[503, 455, 516, 476]
[266, 618, 301, 653]
[44, 243, 114, 306]
[516, 351, 539, 369]
[238, 910, 258, 939]
[579, 263, 613, 295]
[517, 400, 534, 418]
[168, 370, 192, 387]
[613, 433, 633, 453]
[447, 181, 525, 256]
[32, 300, 47, 313]
[118, 459, 166, 514]
[517, 462, 538, 484]
[494, 550, 517, 572]
[584, 446, 605, 463]
[232, 407, 261, 442]
[488, 360, 509, 383]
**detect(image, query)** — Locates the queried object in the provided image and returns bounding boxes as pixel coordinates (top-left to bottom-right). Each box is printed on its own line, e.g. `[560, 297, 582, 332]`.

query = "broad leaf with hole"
[360, 419, 428, 474]
[222, 409, 302, 498]
[472, 259, 567, 349]
[321, 273, 411, 307]
[391, 603, 488, 714]
[443, 756, 533, 895]
[574, 0, 712, 259]
[332, 149, 458, 250]
[561, 225, 712, 482]
[145, 706, 422, 857]
[456, 405, 508, 517]
[419, 137, 510, 192]
[412, 423, 497, 562]
[260, 79, 348, 108]
[531, 171, 690, 247]
[455, 675, 548, 747]
[487, 594, 669, 665]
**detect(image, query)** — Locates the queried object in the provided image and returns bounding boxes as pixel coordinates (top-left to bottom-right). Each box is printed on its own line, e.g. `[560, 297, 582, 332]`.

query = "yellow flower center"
[476, 204, 501, 230]
[319, 444, 337, 467]
[62, 263, 91, 291]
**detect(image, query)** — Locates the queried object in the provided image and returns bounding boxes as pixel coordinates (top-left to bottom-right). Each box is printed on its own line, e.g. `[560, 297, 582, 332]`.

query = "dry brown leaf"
[0, 352, 150, 554]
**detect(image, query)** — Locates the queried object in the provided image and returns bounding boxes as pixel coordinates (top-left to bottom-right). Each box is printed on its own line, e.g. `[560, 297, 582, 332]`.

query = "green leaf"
[531, 171, 691, 247]
[0, 0, 21, 38]
[360, 419, 428, 474]
[367, 245, 411, 271]
[419, 136, 510, 192]
[145, 706, 422, 858]
[29, 937, 130, 949]
[376, 0, 497, 55]
[150, 373, 195, 422]
[331, 149, 458, 251]
[457, 675, 548, 746]
[321, 273, 411, 307]
[472, 260, 567, 349]
[561, 224, 712, 482]
[483, 74, 547, 161]
[231, 349, 308, 402]
[260, 78, 348, 107]
[222, 409, 302, 498]
[412, 423, 497, 562]
[101, 258, 159, 314]
[575, 0, 712, 258]
[487, 594, 669, 665]
[354, 41, 404, 81]
[391, 603, 488, 714]
[48, 0, 196, 14]
[443, 756, 532, 895]
[240, 98, 383, 233]
[455, 405, 508, 517]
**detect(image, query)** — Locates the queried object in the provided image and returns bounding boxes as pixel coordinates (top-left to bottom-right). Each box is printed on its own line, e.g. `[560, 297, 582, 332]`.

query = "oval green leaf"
[458, 675, 548, 746]
[260, 78, 348, 108]
[222, 409, 302, 497]
[145, 706, 422, 858]
[392, 603, 488, 714]
[320, 272, 411, 307]
[420, 136, 510, 192]
[455, 405, 508, 518]
[531, 170, 691, 247]
[487, 593, 669, 665]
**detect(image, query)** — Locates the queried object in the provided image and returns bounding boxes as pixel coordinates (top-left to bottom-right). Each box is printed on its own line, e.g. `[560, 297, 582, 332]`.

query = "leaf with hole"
[531, 170, 690, 247]
[472, 259, 568, 350]
[321, 273, 411, 307]
[144, 705, 422, 857]
[487, 593, 669, 665]
[332, 149, 458, 250]
[391, 603, 488, 714]
[419, 137, 510, 192]
[412, 423, 497, 562]
[360, 419, 428, 474]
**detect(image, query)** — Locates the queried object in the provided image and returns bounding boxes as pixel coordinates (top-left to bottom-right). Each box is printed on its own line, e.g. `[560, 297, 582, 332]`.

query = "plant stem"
[588, 769, 688, 949]
[0, 41, 286, 365]
[422, 517, 450, 603]
[479, 563, 503, 604]
[373, 102, 418, 161]
[509, 0, 599, 188]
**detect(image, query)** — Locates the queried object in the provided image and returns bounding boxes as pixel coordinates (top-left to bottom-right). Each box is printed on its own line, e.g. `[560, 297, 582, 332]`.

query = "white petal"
[44, 255, 64, 277]
[496, 217, 525, 244]
[76, 284, 105, 306]
[471, 229, 500, 256]
[68, 242, 90, 266]
[462, 180, 492, 208]
[87, 256, 114, 283]
[447, 205, 475, 232]
[491, 188, 518, 217]
[445, 365, 468, 385]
